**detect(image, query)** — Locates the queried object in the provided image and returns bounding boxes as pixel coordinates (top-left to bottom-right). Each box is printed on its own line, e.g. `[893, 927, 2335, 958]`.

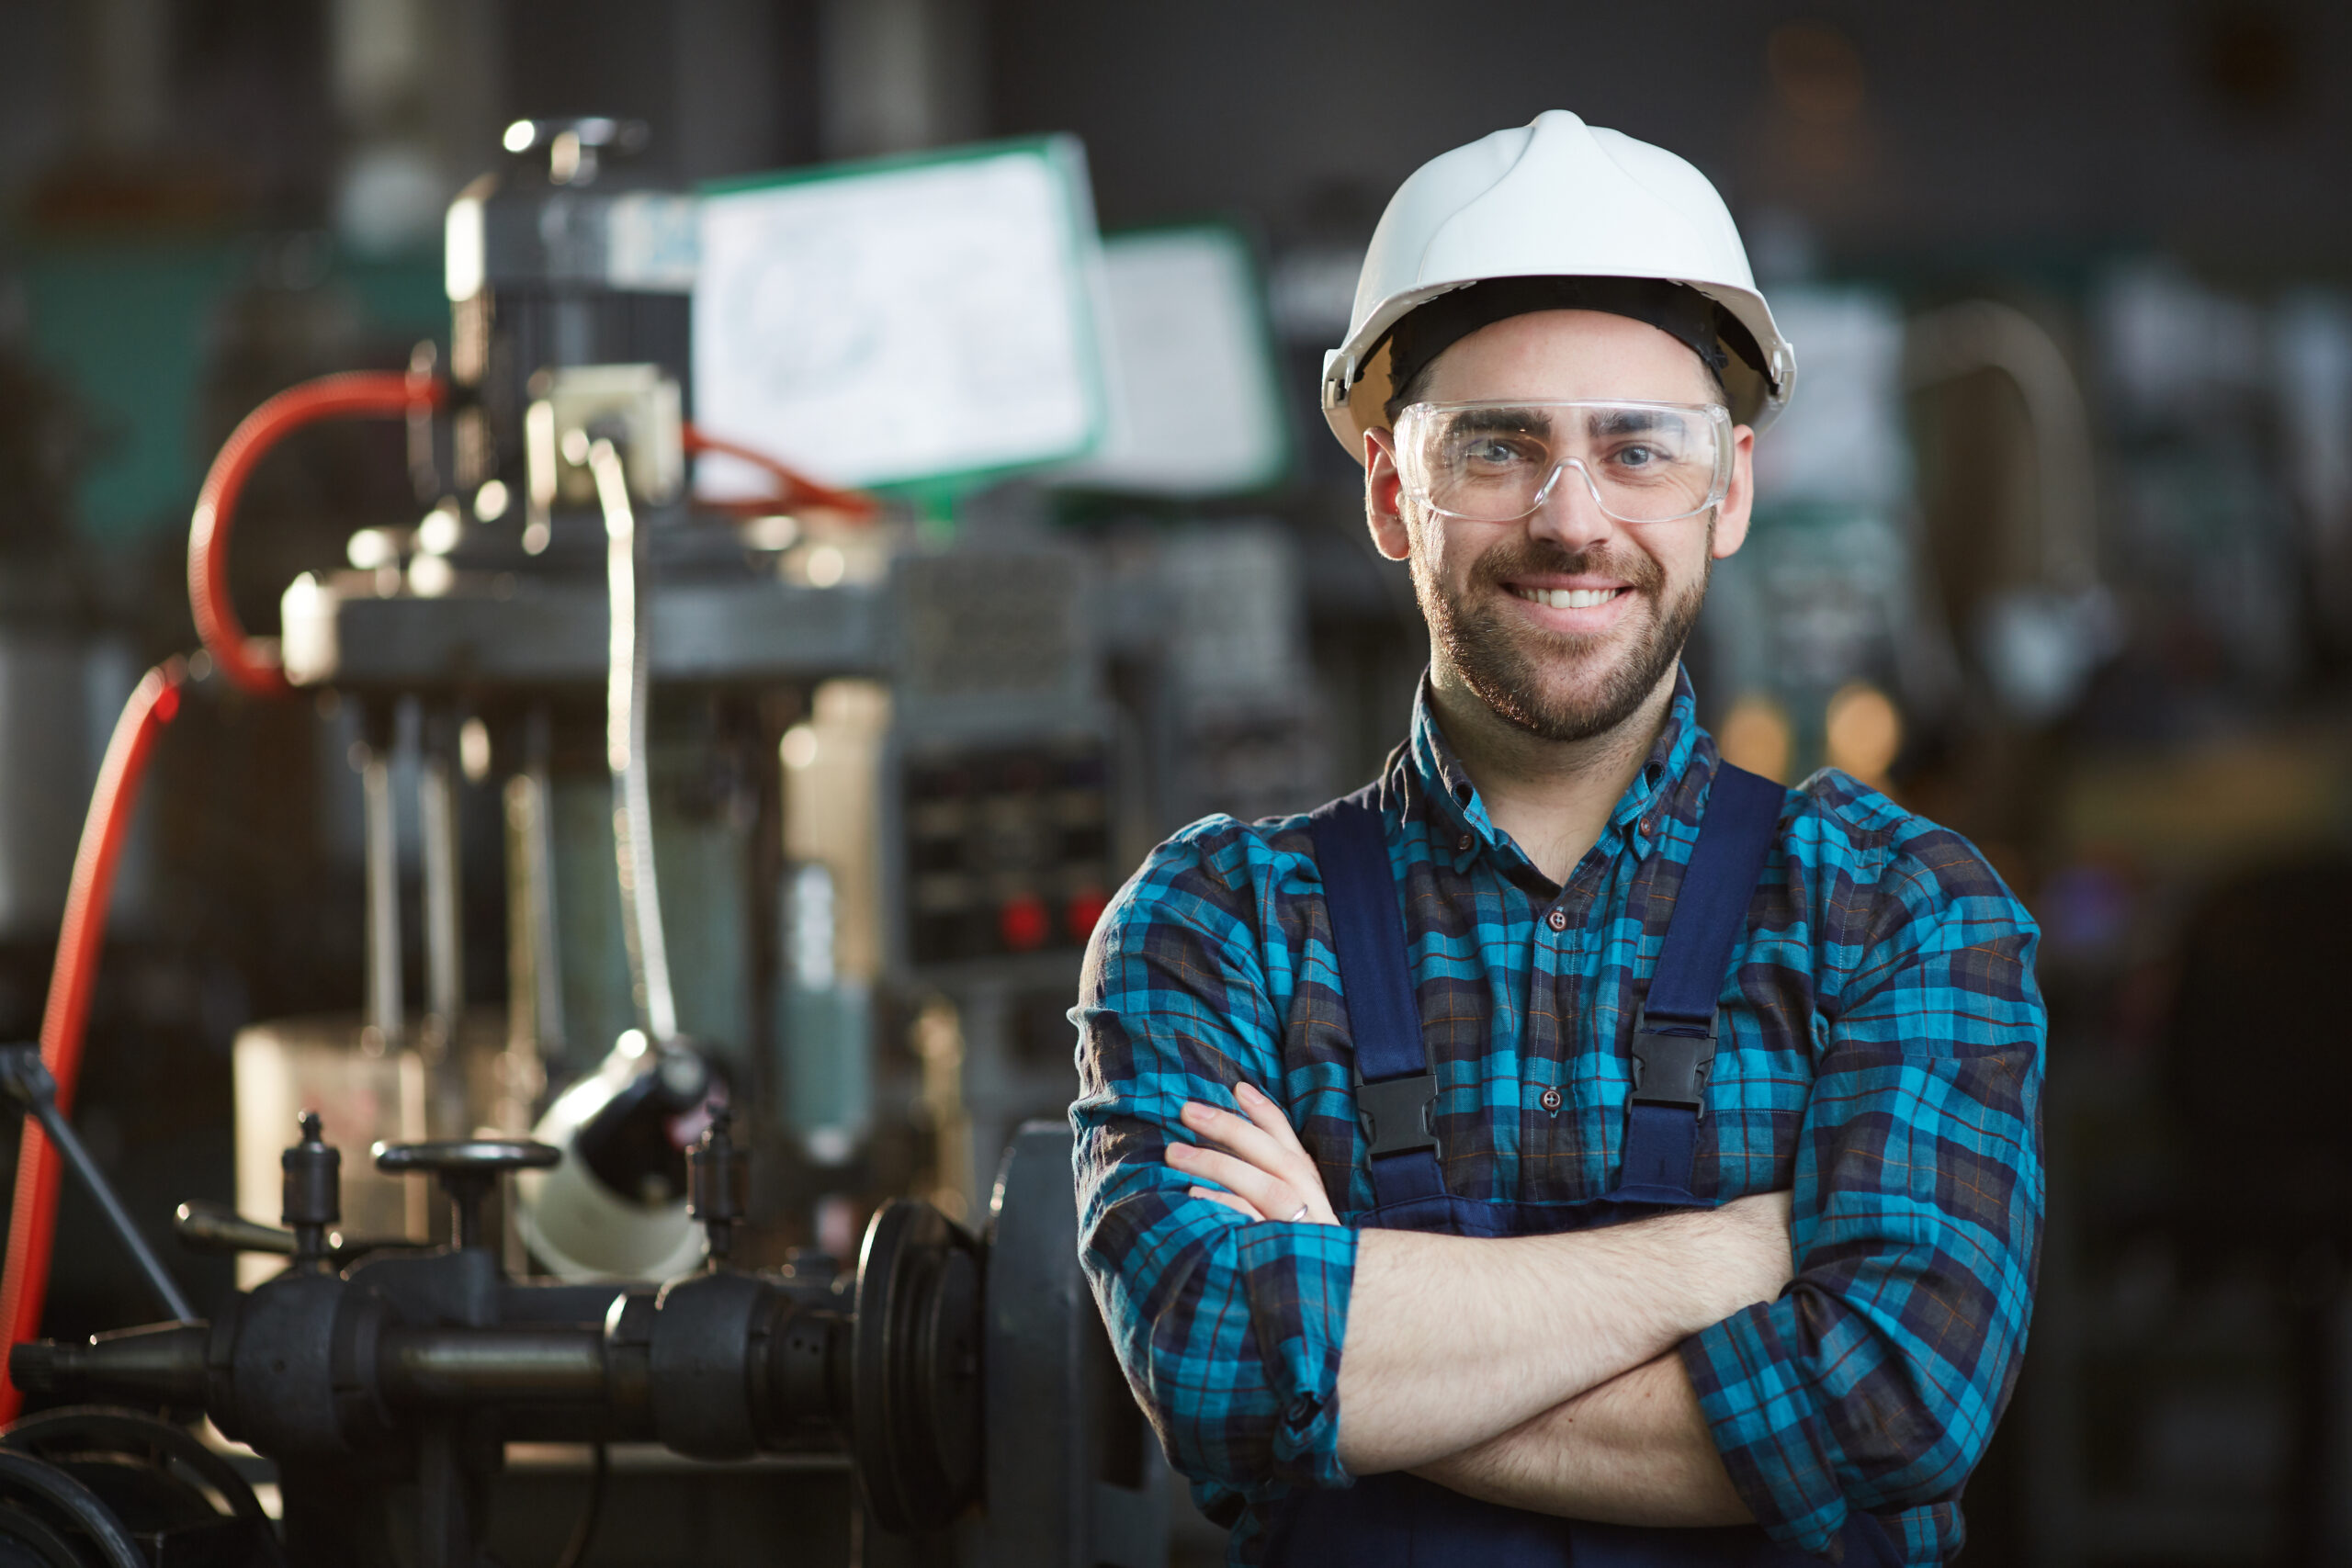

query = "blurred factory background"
[0, 0, 2346, 1562]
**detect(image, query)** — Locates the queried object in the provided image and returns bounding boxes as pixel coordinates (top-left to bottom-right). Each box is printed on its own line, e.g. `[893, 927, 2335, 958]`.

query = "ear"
[1711, 423, 1757, 559]
[1364, 427, 1411, 562]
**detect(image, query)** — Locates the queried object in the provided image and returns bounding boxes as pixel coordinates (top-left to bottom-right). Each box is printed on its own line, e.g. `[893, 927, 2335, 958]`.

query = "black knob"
[687, 1109, 750, 1265]
[374, 1139, 560, 1251]
[281, 1111, 341, 1265]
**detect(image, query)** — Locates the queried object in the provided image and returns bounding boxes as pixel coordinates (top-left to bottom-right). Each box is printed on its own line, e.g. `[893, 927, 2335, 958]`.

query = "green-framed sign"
[695, 135, 1109, 503]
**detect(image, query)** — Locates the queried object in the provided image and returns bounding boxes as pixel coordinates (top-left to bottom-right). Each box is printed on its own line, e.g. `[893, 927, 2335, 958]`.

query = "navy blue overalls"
[1264, 765, 1898, 1567]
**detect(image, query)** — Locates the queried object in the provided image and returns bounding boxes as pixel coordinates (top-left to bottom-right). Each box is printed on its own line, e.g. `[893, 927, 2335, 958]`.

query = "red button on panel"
[999, 895, 1050, 952]
[1065, 886, 1110, 943]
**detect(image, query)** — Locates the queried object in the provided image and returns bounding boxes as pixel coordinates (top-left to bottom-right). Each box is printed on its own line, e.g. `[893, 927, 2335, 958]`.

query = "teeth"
[1513, 586, 1621, 610]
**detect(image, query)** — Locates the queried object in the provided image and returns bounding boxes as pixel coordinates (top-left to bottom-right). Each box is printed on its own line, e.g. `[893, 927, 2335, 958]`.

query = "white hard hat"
[1322, 109, 1796, 459]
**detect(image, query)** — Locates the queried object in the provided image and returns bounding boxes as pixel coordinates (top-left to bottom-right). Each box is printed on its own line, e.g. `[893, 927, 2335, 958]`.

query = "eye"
[1608, 440, 1685, 474]
[1453, 434, 1541, 468]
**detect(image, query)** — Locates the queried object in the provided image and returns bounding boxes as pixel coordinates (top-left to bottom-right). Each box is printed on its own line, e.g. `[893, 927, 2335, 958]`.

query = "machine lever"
[0, 1044, 195, 1323]
[174, 1201, 298, 1256]
[174, 1201, 431, 1266]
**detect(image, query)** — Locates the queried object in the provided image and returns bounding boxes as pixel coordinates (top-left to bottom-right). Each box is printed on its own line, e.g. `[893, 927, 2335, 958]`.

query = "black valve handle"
[374, 1140, 560, 1250]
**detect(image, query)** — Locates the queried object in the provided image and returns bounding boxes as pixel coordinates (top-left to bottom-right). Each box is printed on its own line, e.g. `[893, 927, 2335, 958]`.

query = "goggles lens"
[1396, 400, 1732, 525]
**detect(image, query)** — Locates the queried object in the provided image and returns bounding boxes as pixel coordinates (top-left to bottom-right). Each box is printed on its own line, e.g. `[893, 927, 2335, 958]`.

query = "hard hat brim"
[1321, 275, 1795, 462]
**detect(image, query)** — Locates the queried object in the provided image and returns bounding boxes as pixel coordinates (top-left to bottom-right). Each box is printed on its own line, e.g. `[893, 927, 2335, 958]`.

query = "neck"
[1427, 661, 1680, 886]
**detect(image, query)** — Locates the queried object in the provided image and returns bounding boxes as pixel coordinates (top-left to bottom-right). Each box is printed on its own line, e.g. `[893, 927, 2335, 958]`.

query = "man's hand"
[1166, 1083, 1342, 1226]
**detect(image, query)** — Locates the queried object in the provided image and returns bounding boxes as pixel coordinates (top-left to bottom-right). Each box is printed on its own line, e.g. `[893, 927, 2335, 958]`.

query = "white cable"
[588, 438, 678, 1043]
[1905, 299, 2101, 592]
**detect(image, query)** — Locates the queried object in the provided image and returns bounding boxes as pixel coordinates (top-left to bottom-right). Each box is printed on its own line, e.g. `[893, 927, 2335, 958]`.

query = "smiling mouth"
[1510, 585, 1627, 610]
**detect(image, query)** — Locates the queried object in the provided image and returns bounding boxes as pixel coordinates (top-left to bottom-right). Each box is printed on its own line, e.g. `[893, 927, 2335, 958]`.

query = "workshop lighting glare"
[458, 717, 492, 784]
[346, 528, 396, 570]
[805, 545, 847, 589]
[408, 554, 455, 598]
[781, 725, 820, 770]
[417, 503, 463, 557]
[741, 513, 799, 552]
[475, 479, 511, 522]
[502, 120, 534, 153]
[1825, 682, 1903, 785]
[1717, 694, 1793, 784]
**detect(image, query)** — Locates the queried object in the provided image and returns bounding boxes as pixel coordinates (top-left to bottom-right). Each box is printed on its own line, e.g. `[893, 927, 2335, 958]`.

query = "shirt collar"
[1401, 665, 1707, 875]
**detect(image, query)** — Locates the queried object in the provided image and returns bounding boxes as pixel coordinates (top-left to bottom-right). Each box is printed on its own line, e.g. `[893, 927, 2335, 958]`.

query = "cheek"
[1645, 525, 1713, 591]
[1415, 514, 1502, 585]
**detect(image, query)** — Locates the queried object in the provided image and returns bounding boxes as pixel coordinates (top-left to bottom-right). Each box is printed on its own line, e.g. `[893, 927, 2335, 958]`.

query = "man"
[1071, 110, 2042, 1566]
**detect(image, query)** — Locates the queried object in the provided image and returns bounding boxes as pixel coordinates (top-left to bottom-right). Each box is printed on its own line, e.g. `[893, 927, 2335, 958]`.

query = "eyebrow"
[1441, 408, 1555, 439]
[1583, 407, 1675, 437]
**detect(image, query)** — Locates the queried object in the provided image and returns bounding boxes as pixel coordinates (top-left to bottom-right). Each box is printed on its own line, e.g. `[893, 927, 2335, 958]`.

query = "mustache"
[1470, 538, 1666, 596]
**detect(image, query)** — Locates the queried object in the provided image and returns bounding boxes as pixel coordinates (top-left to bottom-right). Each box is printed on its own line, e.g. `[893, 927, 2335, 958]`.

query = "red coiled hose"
[0, 367, 860, 1416]
[1, 368, 440, 1417]
[0, 660, 186, 1418]
[189, 368, 446, 696]
[682, 426, 878, 520]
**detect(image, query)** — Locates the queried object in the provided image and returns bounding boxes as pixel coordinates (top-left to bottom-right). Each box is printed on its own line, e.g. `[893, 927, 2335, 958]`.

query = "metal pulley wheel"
[0, 1405, 282, 1568]
[851, 1200, 983, 1533]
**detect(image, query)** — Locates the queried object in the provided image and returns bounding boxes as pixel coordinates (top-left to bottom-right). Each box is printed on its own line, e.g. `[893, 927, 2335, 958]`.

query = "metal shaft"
[503, 704, 565, 1057]
[419, 739, 464, 1041]
[378, 1326, 608, 1404]
[0, 1047, 193, 1322]
[360, 742, 405, 1045]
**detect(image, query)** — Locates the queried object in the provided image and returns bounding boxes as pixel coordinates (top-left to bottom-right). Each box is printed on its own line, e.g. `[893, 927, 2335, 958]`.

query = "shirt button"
[1540, 1086, 1564, 1114]
[1457, 833, 1473, 852]
[1545, 908, 1568, 932]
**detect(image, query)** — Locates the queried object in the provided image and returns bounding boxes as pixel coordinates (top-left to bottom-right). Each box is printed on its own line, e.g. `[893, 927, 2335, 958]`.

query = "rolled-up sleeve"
[1071, 828, 1359, 1505]
[1680, 820, 2045, 1554]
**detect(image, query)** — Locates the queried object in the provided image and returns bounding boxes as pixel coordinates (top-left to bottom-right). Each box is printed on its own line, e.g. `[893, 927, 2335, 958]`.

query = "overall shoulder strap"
[1307, 789, 1445, 1207]
[1616, 762, 1785, 1201]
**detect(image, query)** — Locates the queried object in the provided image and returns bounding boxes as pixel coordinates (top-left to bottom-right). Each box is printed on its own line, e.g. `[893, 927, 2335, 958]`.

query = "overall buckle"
[1358, 1073, 1440, 1161]
[1630, 1015, 1716, 1118]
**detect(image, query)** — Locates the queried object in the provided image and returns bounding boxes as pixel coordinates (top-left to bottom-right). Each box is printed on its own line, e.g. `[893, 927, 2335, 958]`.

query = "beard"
[1413, 524, 1712, 745]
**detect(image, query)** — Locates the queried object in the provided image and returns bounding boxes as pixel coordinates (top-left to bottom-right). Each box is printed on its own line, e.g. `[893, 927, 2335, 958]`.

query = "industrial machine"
[0, 118, 1160, 1566]
[6, 1107, 1158, 1568]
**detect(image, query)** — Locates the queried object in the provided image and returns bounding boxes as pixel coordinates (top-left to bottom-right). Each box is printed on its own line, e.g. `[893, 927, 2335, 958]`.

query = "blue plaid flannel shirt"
[1070, 668, 2044, 1563]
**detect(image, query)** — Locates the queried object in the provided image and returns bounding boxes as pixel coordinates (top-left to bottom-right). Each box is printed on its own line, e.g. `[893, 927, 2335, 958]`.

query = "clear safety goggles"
[1393, 400, 1734, 525]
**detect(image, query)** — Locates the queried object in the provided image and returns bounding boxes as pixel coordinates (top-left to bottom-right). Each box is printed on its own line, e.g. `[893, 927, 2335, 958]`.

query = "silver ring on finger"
[1289, 1202, 1310, 1222]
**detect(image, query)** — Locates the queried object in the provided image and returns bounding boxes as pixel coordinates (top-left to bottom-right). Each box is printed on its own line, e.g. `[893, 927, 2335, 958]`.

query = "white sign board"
[695, 137, 1106, 493]
[1054, 224, 1291, 495]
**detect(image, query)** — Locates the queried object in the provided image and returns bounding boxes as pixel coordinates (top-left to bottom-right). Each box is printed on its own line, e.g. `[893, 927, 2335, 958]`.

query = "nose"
[1526, 458, 1616, 552]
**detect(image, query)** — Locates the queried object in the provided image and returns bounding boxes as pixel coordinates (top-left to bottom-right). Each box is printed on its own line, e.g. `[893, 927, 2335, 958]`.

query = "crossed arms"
[1072, 812, 2044, 1553]
[1170, 1084, 1790, 1524]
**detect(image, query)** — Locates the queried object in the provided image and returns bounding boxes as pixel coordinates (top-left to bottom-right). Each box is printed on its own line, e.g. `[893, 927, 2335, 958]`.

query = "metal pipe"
[420, 727, 464, 1043]
[378, 1325, 608, 1404]
[589, 437, 678, 1043]
[503, 705, 565, 1057]
[6, 1319, 208, 1406]
[360, 741, 405, 1047]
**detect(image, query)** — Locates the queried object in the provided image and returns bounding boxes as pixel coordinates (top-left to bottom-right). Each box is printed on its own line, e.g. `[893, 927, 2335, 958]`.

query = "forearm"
[1334, 1195, 1788, 1473]
[1414, 1354, 1750, 1524]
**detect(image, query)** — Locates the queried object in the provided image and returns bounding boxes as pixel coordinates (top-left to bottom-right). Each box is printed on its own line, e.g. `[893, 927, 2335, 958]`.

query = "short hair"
[1379, 276, 1744, 425]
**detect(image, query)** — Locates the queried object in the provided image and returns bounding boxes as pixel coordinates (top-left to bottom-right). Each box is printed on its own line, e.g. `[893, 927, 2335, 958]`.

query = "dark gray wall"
[988, 0, 2352, 275]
